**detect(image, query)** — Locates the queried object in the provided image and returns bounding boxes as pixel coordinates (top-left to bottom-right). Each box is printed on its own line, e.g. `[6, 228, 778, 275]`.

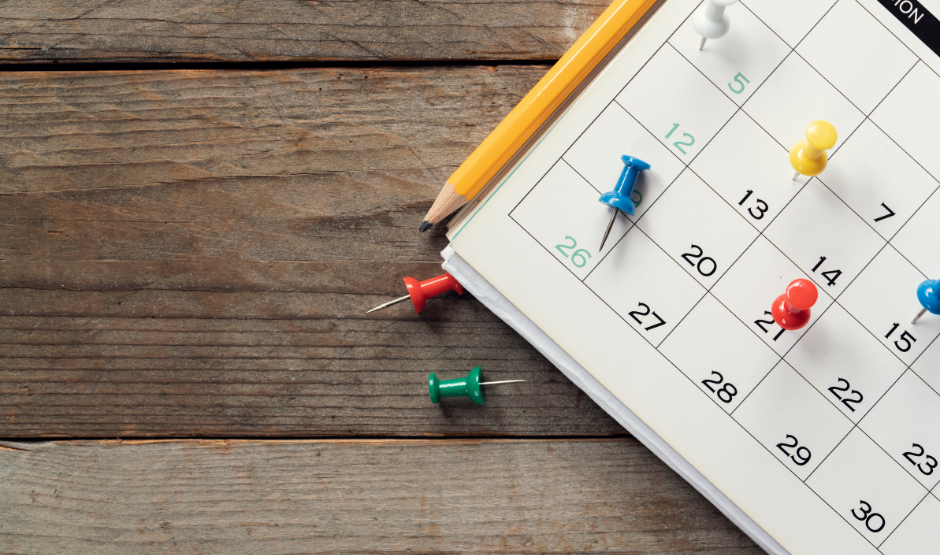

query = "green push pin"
[428, 366, 524, 405]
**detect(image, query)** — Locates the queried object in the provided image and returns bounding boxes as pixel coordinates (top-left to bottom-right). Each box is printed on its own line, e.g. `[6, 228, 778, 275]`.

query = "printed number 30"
[728, 72, 750, 94]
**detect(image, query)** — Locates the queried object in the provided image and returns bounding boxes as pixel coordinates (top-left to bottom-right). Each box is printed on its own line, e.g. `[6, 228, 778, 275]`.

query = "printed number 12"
[665, 124, 694, 155]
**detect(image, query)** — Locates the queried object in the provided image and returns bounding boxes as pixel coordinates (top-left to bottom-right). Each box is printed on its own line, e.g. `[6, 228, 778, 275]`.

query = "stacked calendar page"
[444, 0, 940, 553]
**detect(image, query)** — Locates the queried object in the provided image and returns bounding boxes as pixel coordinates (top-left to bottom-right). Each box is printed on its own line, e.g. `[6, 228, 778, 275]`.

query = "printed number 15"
[728, 72, 750, 94]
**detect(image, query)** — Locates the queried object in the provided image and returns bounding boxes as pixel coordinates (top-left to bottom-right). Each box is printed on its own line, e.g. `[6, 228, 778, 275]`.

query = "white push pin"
[692, 0, 737, 51]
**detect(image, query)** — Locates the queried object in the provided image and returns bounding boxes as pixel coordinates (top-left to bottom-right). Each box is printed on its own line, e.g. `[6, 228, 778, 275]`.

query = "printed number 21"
[728, 72, 750, 94]
[665, 124, 694, 155]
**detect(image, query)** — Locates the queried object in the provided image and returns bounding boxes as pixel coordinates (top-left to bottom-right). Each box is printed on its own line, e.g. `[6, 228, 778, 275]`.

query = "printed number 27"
[728, 72, 750, 94]
[665, 124, 694, 155]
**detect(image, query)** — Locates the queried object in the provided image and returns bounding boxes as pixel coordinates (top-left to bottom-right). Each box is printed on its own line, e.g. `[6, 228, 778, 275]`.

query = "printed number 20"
[665, 123, 695, 155]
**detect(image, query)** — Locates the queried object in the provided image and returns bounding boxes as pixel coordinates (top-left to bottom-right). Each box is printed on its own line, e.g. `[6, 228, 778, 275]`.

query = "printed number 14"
[665, 124, 695, 155]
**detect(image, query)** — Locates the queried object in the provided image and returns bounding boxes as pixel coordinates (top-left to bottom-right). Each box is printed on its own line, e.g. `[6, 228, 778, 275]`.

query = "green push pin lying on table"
[428, 366, 524, 405]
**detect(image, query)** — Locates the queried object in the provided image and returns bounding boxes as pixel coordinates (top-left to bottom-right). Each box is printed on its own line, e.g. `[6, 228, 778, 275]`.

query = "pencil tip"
[419, 221, 432, 232]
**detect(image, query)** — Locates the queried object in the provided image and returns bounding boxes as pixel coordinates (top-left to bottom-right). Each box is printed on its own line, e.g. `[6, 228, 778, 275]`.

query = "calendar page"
[447, 0, 940, 553]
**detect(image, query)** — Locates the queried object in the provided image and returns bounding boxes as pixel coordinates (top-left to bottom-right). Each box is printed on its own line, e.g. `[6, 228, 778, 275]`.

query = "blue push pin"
[912, 279, 940, 324]
[598, 155, 651, 251]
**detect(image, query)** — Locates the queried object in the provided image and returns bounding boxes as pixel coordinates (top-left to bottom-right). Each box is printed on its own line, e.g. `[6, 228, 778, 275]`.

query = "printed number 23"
[665, 124, 694, 155]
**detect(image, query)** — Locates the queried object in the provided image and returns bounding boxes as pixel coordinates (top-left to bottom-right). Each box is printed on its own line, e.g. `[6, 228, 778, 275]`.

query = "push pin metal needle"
[367, 272, 463, 314]
[693, 0, 737, 51]
[598, 155, 650, 252]
[428, 366, 524, 405]
[911, 279, 939, 324]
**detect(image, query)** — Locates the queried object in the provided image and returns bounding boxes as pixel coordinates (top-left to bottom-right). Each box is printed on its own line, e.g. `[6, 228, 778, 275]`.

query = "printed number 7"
[728, 72, 750, 94]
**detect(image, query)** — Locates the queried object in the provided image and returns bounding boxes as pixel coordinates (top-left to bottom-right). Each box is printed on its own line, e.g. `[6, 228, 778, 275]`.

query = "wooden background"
[0, 1, 763, 552]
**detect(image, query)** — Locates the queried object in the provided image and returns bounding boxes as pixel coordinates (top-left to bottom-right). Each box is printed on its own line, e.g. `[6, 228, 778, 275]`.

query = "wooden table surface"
[0, 2, 764, 553]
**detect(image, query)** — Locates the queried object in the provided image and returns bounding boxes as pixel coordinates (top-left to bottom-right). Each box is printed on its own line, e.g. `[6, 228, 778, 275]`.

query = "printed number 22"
[728, 72, 750, 94]
[665, 124, 694, 155]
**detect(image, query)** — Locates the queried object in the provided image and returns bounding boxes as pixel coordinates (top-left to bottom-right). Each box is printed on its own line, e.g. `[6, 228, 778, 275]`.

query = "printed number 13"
[728, 72, 750, 94]
[665, 124, 694, 155]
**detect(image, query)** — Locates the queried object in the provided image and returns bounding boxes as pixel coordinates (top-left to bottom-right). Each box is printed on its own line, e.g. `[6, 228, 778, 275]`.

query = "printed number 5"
[728, 72, 750, 94]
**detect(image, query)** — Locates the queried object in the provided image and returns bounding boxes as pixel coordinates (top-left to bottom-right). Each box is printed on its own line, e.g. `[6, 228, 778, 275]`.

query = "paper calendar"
[443, 0, 940, 553]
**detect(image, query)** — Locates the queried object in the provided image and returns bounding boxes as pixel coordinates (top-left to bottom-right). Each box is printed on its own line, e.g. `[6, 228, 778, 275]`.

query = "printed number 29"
[665, 124, 694, 155]
[728, 72, 750, 94]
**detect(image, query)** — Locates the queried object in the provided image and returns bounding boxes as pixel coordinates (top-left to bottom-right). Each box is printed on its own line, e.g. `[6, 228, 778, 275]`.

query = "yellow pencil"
[419, 0, 660, 232]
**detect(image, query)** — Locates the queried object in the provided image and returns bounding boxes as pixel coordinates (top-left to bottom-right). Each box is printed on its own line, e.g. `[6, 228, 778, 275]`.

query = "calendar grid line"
[507, 158, 563, 224]
[887, 203, 940, 278]
[863, 89, 940, 187]
[558, 157, 642, 279]
[608, 6, 927, 540]
[789, 48, 867, 122]
[855, 0, 940, 82]
[546, 0, 705, 189]
[738, 0, 841, 54]
[833, 292, 923, 366]
[501, 0, 940, 549]
[803, 457, 884, 551]
[735, 0, 790, 49]
[906, 332, 940, 399]
[622, 151, 933, 543]
[806, 61, 931, 245]
[579, 270, 884, 550]
[583, 251, 709, 350]
[856, 369, 938, 485]
[622, 213, 744, 348]
[665, 40, 794, 149]
[873, 482, 934, 548]
[774, 240, 885, 357]
[854, 0, 921, 59]
[803, 431, 853, 486]
[857, 405, 933, 493]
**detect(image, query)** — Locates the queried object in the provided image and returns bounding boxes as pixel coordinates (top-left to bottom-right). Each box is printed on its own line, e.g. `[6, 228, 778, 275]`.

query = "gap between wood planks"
[2, 59, 556, 72]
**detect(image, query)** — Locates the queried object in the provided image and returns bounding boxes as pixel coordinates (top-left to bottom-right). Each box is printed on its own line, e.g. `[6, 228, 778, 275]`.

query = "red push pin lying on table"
[771, 278, 818, 330]
[366, 272, 463, 314]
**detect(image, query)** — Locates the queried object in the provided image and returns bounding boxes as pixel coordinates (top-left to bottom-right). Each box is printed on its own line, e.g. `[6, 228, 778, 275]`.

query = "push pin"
[428, 367, 524, 405]
[771, 278, 818, 331]
[911, 279, 940, 324]
[790, 121, 837, 181]
[367, 272, 463, 314]
[693, 0, 737, 51]
[598, 155, 650, 251]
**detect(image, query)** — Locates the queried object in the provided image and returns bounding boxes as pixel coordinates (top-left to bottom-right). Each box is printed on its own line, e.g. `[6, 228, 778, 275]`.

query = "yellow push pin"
[790, 120, 836, 180]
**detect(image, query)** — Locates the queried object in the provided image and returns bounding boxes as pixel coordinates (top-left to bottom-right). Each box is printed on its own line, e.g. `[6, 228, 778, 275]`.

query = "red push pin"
[366, 272, 463, 314]
[771, 278, 818, 331]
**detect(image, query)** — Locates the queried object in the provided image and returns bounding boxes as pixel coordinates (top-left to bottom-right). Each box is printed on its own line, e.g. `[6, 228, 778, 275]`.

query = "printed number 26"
[728, 72, 750, 94]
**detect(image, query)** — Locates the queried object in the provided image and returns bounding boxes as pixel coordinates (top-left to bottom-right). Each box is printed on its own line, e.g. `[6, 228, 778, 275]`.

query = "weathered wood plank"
[0, 438, 762, 553]
[0, 0, 607, 63]
[0, 67, 624, 437]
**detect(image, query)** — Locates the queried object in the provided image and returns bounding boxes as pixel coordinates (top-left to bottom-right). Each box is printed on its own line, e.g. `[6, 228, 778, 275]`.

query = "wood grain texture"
[0, 0, 607, 63]
[0, 438, 763, 553]
[0, 67, 623, 437]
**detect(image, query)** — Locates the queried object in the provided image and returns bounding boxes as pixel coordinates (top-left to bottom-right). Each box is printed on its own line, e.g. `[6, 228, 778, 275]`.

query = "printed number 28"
[728, 72, 750, 94]
[665, 124, 694, 155]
